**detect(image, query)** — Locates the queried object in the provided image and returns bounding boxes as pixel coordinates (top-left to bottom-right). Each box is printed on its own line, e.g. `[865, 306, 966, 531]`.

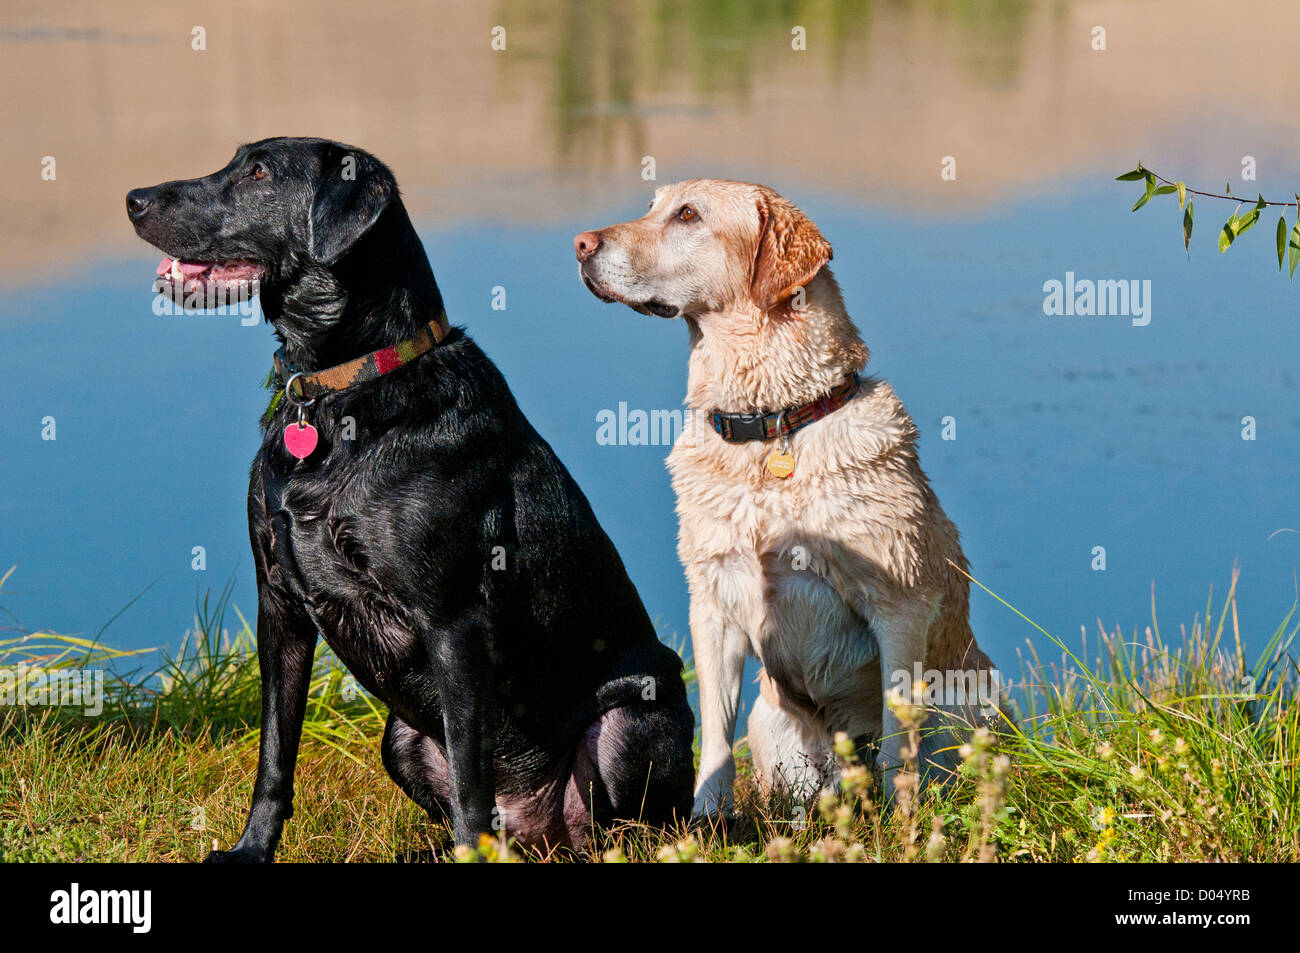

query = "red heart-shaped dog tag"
[283, 422, 319, 460]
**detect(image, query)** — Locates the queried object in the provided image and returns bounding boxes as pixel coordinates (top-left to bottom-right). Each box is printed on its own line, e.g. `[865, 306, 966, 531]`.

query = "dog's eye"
[677, 205, 697, 223]
[246, 163, 268, 182]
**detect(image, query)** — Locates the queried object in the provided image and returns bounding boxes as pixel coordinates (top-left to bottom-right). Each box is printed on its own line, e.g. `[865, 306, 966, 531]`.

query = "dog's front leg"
[873, 606, 933, 799]
[690, 596, 749, 819]
[207, 600, 316, 863]
[429, 614, 497, 847]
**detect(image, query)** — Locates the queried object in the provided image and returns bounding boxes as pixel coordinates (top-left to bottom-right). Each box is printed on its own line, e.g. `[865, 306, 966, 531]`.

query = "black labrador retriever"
[125, 137, 694, 859]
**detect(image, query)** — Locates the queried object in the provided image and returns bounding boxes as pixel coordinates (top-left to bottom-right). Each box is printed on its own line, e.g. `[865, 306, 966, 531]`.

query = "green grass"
[1, 565, 1296, 862]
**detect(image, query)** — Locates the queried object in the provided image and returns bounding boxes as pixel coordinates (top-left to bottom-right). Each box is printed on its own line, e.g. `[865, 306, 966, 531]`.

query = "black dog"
[126, 138, 694, 859]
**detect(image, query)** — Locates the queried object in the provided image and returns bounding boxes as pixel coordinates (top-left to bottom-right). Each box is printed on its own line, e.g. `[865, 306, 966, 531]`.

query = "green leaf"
[1278, 216, 1287, 270]
[1183, 201, 1194, 254]
[1177, 181, 1186, 209]
[1289, 221, 1300, 280]
[1115, 168, 1147, 181]
[1132, 175, 1157, 212]
[1153, 185, 1178, 196]
[1231, 199, 1263, 238]
[1219, 213, 1240, 253]
[263, 388, 283, 424]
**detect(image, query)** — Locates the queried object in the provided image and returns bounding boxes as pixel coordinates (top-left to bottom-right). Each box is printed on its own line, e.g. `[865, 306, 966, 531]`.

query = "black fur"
[126, 138, 694, 859]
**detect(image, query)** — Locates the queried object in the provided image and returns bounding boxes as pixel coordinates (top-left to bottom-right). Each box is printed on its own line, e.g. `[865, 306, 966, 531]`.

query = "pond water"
[3, 0, 1300, 708]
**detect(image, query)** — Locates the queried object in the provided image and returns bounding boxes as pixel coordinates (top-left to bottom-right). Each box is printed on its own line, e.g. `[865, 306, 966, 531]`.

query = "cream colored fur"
[577, 180, 997, 816]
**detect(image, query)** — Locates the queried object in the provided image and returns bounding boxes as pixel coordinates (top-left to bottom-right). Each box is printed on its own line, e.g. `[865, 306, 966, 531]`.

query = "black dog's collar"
[272, 311, 449, 401]
[709, 372, 861, 443]
[262, 311, 449, 424]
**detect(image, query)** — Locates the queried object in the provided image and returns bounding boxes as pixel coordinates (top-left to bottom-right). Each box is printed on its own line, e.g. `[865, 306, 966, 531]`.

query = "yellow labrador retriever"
[574, 180, 999, 816]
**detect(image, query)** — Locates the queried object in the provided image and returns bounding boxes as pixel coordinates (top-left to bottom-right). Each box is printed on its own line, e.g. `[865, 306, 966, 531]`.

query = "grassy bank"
[1, 568, 1297, 862]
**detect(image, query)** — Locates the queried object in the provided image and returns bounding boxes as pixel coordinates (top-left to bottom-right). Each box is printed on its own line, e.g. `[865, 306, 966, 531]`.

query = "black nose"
[126, 188, 154, 220]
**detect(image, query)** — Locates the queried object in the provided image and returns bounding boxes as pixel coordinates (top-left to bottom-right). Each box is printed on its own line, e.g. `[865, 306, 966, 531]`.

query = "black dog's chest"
[254, 455, 309, 595]
[255, 451, 428, 684]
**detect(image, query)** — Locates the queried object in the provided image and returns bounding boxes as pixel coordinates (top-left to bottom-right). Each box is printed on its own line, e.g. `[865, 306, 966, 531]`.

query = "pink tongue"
[155, 257, 210, 278]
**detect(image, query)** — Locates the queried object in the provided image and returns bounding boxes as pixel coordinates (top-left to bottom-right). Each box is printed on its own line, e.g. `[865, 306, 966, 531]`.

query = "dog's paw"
[687, 807, 745, 841]
[203, 846, 271, 864]
[689, 800, 738, 827]
[691, 775, 735, 820]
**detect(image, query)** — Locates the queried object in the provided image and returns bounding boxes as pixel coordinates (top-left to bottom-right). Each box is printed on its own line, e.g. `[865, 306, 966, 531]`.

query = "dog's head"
[126, 137, 398, 308]
[574, 179, 832, 318]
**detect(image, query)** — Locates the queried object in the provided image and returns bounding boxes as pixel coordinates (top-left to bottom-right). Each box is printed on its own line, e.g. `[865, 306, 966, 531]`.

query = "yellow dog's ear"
[750, 188, 833, 311]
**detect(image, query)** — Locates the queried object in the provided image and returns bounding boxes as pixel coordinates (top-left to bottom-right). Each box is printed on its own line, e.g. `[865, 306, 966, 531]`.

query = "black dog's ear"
[308, 149, 397, 266]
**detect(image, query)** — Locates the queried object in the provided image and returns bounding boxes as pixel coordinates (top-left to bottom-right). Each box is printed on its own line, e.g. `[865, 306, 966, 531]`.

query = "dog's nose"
[574, 231, 601, 262]
[125, 189, 154, 220]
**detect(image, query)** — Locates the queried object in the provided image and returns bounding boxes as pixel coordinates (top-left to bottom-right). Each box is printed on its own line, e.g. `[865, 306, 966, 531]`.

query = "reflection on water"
[5, 0, 1300, 279]
[530, 0, 1042, 162]
[4, 1, 1300, 694]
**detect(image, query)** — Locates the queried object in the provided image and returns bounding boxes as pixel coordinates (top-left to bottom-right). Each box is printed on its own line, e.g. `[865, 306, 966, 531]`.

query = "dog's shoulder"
[841, 374, 920, 453]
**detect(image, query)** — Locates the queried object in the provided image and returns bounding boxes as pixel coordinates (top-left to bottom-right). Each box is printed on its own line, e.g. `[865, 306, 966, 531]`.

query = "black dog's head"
[126, 137, 435, 361]
[126, 137, 395, 298]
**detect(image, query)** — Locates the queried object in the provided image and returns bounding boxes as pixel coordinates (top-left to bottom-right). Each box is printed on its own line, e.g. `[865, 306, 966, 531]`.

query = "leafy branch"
[1117, 162, 1300, 278]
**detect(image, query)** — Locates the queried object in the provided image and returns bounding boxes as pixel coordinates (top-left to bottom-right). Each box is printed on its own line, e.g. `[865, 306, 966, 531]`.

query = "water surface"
[4, 0, 1300, 702]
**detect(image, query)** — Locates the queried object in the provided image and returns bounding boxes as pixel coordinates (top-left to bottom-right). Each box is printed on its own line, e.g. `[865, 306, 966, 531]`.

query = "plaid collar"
[709, 372, 861, 443]
[273, 311, 449, 402]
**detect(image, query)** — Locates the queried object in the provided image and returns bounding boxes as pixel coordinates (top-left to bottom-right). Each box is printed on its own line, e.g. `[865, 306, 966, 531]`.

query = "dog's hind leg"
[746, 680, 830, 803]
[380, 713, 452, 826]
[565, 677, 695, 844]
